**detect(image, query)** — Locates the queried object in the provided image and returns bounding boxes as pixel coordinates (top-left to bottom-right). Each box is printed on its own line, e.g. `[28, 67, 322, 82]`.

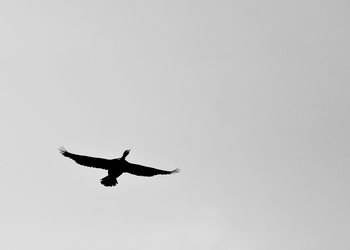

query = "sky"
[0, 0, 349, 249]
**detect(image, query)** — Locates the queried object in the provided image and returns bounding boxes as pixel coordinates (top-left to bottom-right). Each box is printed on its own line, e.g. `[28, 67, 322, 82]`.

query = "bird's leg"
[121, 149, 130, 160]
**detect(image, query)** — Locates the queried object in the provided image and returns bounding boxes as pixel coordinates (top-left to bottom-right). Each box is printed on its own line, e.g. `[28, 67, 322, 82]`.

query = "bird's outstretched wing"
[59, 147, 109, 170]
[124, 162, 180, 177]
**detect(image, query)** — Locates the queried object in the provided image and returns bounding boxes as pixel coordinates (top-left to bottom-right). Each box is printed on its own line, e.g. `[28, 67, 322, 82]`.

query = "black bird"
[59, 147, 180, 186]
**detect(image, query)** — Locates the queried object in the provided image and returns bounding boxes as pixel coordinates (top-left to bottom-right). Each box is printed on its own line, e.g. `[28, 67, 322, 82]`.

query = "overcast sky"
[1, 0, 349, 249]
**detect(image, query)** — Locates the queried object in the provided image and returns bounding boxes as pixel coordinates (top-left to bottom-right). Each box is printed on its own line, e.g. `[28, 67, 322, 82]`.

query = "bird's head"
[121, 149, 130, 160]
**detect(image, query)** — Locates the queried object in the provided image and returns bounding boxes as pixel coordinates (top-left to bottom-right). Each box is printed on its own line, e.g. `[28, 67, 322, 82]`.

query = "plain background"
[1, 0, 349, 249]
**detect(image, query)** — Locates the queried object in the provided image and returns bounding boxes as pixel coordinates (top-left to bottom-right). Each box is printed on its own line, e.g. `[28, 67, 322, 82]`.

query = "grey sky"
[1, 0, 349, 249]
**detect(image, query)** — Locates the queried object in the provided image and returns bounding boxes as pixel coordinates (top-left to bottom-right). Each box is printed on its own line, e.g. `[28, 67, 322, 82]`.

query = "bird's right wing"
[124, 162, 180, 177]
[59, 147, 109, 170]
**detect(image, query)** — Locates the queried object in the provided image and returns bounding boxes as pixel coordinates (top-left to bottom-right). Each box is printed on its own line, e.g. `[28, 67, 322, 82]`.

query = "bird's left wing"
[59, 147, 109, 170]
[124, 162, 180, 177]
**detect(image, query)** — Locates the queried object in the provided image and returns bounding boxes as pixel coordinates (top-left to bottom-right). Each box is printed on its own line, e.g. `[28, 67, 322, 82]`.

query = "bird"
[59, 147, 180, 187]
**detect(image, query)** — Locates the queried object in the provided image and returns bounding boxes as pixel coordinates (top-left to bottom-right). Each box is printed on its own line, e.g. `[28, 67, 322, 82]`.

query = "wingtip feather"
[171, 168, 180, 174]
[58, 146, 68, 156]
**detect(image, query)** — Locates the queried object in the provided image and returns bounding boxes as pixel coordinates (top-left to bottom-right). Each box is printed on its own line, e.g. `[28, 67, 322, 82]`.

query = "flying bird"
[59, 147, 180, 186]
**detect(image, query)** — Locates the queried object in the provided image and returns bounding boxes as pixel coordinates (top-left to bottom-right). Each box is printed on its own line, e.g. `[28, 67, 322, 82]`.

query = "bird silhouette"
[59, 147, 180, 186]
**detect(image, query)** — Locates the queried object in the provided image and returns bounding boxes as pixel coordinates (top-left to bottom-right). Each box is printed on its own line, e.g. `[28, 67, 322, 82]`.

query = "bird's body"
[59, 148, 179, 186]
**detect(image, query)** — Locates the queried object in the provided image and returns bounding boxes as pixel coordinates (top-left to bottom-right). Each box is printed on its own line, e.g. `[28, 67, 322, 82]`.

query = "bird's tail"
[170, 168, 180, 174]
[100, 176, 118, 187]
